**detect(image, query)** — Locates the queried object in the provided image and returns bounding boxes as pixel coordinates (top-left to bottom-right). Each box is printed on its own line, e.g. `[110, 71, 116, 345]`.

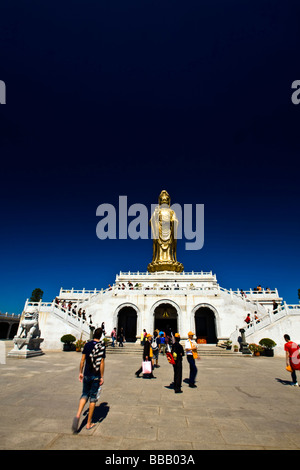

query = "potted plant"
[224, 340, 232, 350]
[249, 343, 264, 356]
[61, 334, 76, 351]
[233, 344, 239, 352]
[259, 338, 277, 357]
[75, 338, 86, 352]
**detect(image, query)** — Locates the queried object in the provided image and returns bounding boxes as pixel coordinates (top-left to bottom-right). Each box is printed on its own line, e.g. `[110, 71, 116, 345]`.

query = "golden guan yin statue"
[147, 190, 184, 273]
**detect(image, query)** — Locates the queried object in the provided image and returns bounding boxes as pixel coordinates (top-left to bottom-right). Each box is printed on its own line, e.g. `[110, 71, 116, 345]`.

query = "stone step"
[106, 345, 142, 354]
[105, 343, 240, 356]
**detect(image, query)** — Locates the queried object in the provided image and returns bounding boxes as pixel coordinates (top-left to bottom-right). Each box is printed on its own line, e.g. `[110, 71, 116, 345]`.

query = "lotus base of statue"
[147, 260, 184, 273]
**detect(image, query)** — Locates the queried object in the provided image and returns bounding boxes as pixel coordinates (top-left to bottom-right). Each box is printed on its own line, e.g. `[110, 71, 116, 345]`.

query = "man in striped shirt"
[72, 327, 105, 432]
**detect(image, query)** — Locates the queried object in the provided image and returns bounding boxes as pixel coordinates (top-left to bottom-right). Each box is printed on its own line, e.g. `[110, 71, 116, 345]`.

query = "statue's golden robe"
[147, 190, 183, 273]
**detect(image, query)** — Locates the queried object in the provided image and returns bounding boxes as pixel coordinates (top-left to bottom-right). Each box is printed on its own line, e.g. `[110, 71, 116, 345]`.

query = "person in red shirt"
[284, 334, 300, 386]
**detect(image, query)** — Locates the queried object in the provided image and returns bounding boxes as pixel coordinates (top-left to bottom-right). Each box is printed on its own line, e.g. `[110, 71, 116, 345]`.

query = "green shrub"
[259, 338, 276, 349]
[60, 334, 76, 344]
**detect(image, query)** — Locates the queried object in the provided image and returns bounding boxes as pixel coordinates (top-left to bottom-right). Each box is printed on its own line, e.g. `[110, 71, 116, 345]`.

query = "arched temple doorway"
[153, 302, 178, 334]
[194, 305, 218, 344]
[0, 321, 18, 339]
[0, 322, 9, 339]
[117, 306, 137, 342]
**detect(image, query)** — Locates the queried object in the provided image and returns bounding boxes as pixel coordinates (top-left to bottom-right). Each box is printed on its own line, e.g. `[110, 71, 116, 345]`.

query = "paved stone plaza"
[1, 340, 300, 450]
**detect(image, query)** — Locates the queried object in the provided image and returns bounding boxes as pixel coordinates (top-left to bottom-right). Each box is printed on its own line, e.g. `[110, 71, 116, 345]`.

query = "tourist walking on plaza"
[118, 327, 125, 347]
[135, 334, 155, 378]
[151, 330, 161, 368]
[171, 333, 184, 393]
[159, 331, 166, 355]
[284, 334, 300, 386]
[185, 331, 198, 388]
[72, 327, 105, 432]
[141, 328, 147, 346]
[111, 327, 117, 347]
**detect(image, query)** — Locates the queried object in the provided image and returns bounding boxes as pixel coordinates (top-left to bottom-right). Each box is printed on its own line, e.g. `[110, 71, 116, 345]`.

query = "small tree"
[259, 338, 277, 350]
[61, 334, 76, 344]
[30, 288, 44, 302]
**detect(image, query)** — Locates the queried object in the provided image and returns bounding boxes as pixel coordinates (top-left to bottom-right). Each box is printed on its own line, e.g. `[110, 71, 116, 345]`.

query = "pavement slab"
[1, 340, 300, 452]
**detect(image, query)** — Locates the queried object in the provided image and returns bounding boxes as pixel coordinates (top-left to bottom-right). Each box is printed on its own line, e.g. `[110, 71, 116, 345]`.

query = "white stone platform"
[17, 270, 300, 355]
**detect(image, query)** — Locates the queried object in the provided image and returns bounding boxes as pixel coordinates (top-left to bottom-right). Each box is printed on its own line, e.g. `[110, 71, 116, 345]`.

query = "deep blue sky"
[0, 0, 299, 314]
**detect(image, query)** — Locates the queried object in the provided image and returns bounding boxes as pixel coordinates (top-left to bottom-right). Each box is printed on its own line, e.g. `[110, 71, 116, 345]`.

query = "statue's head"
[158, 190, 170, 206]
[24, 308, 39, 320]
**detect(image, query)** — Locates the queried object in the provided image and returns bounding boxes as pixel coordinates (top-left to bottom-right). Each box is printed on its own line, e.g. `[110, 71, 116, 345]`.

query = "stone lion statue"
[18, 309, 40, 340]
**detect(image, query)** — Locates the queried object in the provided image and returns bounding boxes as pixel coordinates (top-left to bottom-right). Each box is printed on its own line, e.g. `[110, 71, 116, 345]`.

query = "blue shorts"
[81, 375, 100, 403]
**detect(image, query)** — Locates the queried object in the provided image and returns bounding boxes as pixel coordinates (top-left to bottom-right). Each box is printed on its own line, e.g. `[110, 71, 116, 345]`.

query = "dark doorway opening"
[117, 306, 137, 342]
[0, 322, 9, 339]
[194, 307, 217, 344]
[10, 323, 18, 338]
[154, 303, 178, 334]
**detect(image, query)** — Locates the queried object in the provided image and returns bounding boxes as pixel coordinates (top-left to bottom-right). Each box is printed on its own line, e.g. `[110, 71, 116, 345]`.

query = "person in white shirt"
[185, 331, 198, 388]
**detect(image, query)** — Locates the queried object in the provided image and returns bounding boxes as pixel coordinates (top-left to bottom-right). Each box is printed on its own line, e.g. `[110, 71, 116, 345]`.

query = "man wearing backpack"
[159, 331, 166, 355]
[72, 327, 105, 432]
[151, 330, 161, 368]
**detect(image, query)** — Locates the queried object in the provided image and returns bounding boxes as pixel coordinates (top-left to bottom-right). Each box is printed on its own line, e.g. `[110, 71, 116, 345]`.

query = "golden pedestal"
[147, 260, 184, 273]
